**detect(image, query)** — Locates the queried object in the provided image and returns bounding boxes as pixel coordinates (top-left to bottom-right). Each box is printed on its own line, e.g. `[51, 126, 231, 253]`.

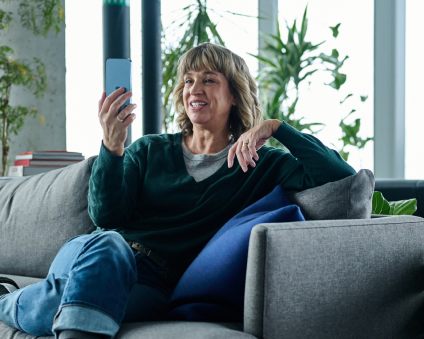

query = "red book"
[14, 159, 82, 167]
[19, 150, 82, 156]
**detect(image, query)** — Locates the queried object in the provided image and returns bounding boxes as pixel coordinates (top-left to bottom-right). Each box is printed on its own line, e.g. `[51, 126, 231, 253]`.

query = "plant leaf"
[388, 199, 417, 215]
[372, 191, 391, 215]
[330, 23, 341, 38]
[340, 94, 353, 104]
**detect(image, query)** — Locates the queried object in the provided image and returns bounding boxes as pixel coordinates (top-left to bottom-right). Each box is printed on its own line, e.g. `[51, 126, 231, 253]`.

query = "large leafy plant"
[0, 0, 64, 176]
[252, 6, 373, 157]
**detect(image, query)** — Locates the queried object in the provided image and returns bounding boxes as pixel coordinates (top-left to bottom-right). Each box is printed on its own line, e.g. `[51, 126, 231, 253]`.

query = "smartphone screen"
[106, 58, 132, 114]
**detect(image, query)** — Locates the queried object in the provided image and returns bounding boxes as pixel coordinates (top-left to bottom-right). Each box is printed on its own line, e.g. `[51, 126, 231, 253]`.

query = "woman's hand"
[98, 87, 137, 156]
[228, 119, 282, 172]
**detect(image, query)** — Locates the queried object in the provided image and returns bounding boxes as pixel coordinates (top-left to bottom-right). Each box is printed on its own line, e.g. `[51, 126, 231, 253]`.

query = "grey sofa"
[1, 156, 423, 339]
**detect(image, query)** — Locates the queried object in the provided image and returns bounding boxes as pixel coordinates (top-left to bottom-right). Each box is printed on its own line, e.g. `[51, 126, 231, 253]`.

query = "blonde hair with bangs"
[173, 43, 263, 140]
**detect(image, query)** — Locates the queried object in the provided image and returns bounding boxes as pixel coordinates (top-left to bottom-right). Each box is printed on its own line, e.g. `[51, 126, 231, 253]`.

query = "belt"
[125, 240, 182, 284]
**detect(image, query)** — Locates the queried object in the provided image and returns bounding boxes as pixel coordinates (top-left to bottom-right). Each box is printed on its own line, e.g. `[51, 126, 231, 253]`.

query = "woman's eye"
[205, 79, 214, 83]
[185, 79, 192, 84]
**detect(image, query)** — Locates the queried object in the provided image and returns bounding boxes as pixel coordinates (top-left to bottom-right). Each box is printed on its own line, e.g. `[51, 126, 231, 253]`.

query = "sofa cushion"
[287, 169, 374, 220]
[0, 156, 98, 279]
[116, 322, 251, 339]
[0, 274, 43, 289]
[0, 321, 251, 339]
[167, 185, 304, 322]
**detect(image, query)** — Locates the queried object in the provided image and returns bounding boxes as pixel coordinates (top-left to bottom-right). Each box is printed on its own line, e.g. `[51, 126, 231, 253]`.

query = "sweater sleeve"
[87, 141, 142, 229]
[271, 121, 356, 192]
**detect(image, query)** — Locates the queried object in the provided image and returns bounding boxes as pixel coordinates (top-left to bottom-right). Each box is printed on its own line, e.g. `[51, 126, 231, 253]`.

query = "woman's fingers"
[228, 134, 259, 172]
[241, 141, 255, 169]
[98, 92, 106, 115]
[248, 139, 259, 161]
[98, 88, 137, 152]
[117, 103, 137, 124]
[110, 92, 132, 117]
[101, 87, 126, 116]
[228, 143, 237, 168]
[235, 141, 248, 172]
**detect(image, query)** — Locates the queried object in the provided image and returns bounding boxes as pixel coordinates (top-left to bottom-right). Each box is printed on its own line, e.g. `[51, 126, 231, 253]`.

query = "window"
[66, 0, 142, 158]
[405, 0, 424, 179]
[278, 0, 374, 172]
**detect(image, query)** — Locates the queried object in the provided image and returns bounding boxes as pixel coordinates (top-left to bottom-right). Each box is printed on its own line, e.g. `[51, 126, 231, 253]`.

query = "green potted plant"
[0, 0, 65, 176]
[251, 6, 373, 158]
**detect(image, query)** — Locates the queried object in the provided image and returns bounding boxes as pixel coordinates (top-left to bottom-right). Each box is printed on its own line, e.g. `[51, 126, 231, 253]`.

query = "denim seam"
[13, 288, 26, 332]
[61, 302, 121, 325]
[61, 234, 99, 313]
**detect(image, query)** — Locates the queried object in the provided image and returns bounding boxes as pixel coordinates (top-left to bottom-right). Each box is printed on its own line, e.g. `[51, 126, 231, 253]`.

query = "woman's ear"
[231, 94, 238, 106]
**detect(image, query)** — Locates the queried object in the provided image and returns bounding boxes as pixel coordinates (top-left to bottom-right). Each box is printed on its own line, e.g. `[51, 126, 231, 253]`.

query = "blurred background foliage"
[162, 0, 224, 133]
[162, 2, 373, 161]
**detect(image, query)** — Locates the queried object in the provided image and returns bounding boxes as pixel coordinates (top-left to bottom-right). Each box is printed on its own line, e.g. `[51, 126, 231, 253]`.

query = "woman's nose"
[190, 81, 204, 95]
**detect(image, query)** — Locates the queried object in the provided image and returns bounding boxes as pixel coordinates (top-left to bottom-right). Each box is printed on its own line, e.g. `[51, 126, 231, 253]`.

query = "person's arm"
[87, 141, 142, 229]
[228, 119, 356, 193]
[271, 121, 356, 191]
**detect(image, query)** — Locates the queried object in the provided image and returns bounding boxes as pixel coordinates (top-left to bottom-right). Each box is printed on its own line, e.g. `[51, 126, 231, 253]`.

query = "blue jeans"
[0, 231, 177, 338]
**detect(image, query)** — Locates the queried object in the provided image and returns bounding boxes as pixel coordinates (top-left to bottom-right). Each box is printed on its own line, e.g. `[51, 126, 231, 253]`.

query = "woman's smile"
[189, 100, 208, 111]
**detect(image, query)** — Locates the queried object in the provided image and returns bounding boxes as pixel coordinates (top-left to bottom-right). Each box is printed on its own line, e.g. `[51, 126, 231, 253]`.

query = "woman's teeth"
[191, 102, 207, 107]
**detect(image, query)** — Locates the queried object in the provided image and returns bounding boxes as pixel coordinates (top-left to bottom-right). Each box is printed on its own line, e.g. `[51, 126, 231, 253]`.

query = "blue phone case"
[106, 58, 132, 114]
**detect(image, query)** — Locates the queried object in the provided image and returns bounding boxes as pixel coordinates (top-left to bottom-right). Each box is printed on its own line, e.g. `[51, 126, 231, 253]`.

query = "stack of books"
[8, 151, 85, 177]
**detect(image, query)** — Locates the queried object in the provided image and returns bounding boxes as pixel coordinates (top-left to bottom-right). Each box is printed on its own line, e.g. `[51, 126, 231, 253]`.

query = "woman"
[0, 43, 355, 339]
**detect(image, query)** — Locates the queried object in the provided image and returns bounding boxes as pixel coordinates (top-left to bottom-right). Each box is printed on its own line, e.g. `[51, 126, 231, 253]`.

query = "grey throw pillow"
[287, 169, 375, 220]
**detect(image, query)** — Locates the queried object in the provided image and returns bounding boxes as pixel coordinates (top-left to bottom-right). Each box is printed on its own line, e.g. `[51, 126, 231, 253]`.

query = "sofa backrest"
[0, 156, 98, 278]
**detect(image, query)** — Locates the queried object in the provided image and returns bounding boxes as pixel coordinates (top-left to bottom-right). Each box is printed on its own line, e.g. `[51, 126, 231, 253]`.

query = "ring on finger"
[117, 116, 124, 123]
[243, 140, 249, 147]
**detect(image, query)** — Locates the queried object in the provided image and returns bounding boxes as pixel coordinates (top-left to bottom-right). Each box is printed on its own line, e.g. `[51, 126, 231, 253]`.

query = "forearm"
[273, 122, 356, 189]
[88, 141, 139, 228]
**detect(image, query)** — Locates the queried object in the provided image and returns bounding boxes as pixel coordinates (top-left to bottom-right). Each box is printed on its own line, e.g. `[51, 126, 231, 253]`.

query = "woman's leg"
[0, 231, 137, 338]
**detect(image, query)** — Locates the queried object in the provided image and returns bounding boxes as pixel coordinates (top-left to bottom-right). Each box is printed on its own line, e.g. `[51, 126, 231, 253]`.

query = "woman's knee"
[93, 231, 130, 251]
[87, 231, 136, 268]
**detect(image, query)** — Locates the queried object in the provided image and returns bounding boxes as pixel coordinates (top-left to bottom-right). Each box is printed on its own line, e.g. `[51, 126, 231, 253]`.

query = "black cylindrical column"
[142, 0, 162, 135]
[103, 0, 132, 147]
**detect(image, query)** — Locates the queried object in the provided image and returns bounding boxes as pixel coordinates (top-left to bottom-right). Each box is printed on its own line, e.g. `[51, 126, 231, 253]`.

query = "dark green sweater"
[88, 122, 356, 273]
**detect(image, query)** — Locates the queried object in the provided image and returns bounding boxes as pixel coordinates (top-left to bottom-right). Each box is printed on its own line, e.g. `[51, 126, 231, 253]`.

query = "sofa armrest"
[244, 216, 424, 339]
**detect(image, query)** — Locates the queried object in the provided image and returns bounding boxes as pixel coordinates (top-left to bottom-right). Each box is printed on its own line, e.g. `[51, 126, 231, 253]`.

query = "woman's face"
[183, 69, 237, 130]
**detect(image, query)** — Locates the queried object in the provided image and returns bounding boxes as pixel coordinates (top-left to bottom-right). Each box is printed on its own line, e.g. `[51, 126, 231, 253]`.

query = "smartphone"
[106, 58, 132, 114]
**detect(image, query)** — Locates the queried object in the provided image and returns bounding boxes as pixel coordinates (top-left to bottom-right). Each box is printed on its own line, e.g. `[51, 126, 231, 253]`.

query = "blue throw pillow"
[166, 185, 305, 322]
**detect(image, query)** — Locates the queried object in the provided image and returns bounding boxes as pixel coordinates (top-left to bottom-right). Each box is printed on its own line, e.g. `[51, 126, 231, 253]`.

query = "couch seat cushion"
[0, 274, 43, 288]
[116, 322, 252, 339]
[0, 321, 251, 339]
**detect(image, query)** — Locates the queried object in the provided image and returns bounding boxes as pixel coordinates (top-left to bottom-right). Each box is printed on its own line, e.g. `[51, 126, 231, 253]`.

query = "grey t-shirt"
[181, 135, 235, 182]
